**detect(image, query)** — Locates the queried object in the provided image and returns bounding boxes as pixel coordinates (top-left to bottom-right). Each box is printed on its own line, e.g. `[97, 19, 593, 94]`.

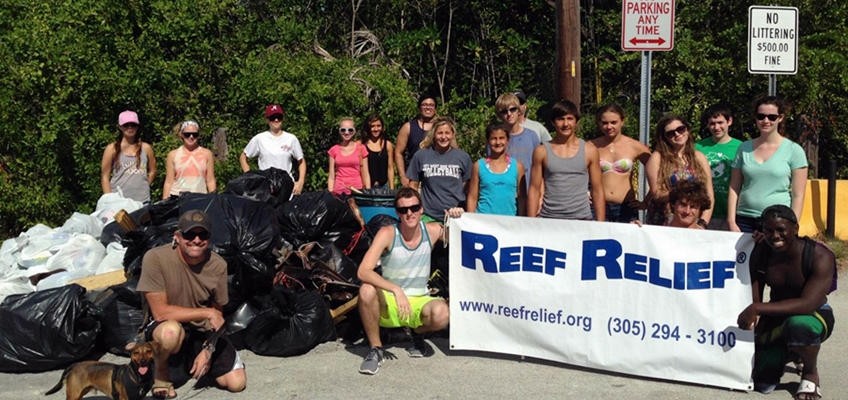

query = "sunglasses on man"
[181, 230, 211, 241]
[498, 106, 520, 116]
[396, 204, 423, 214]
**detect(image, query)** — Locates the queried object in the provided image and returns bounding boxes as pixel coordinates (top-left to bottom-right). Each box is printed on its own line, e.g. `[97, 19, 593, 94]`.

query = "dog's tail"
[44, 365, 73, 396]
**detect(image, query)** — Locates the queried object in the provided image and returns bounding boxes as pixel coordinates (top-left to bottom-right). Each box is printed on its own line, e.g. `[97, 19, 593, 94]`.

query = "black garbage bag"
[100, 197, 183, 247]
[244, 287, 337, 357]
[225, 168, 294, 207]
[0, 284, 101, 372]
[276, 191, 360, 250]
[121, 221, 179, 277]
[352, 187, 397, 207]
[307, 243, 359, 282]
[225, 302, 259, 351]
[365, 214, 399, 238]
[93, 277, 145, 356]
[180, 193, 282, 297]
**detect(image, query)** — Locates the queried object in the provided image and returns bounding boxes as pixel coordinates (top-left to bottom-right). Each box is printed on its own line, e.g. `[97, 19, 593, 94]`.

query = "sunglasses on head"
[756, 113, 780, 121]
[268, 114, 283, 122]
[121, 123, 139, 129]
[395, 204, 422, 214]
[181, 230, 210, 241]
[664, 125, 687, 138]
[183, 131, 200, 138]
[498, 106, 520, 116]
[339, 128, 355, 134]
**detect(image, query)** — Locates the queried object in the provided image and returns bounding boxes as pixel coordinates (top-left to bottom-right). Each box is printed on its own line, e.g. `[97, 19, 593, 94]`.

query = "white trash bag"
[95, 242, 127, 275]
[44, 234, 105, 276]
[19, 231, 71, 268]
[59, 212, 105, 239]
[92, 189, 143, 225]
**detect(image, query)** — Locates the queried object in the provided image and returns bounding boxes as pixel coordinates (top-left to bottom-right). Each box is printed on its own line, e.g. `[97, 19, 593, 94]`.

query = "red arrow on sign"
[629, 37, 667, 45]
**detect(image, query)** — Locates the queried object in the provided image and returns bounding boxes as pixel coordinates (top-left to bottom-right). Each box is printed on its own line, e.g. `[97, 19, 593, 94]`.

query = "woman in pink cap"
[100, 110, 157, 203]
[162, 120, 217, 199]
[239, 104, 307, 195]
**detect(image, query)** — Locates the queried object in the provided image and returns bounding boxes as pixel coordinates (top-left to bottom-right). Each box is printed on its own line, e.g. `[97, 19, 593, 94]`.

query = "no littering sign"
[748, 6, 798, 74]
[621, 0, 675, 51]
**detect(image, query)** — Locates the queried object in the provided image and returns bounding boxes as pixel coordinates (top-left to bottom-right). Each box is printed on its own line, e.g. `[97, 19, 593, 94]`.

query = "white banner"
[449, 214, 755, 390]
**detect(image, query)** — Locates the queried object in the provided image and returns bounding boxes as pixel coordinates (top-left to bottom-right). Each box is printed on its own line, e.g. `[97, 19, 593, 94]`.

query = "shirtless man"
[737, 204, 836, 400]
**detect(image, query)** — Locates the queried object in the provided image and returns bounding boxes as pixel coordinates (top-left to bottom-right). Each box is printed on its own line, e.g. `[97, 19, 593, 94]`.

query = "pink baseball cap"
[118, 110, 139, 125]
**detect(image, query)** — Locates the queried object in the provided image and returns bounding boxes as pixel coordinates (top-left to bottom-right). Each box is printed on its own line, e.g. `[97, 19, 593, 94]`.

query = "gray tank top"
[539, 140, 592, 220]
[110, 147, 151, 203]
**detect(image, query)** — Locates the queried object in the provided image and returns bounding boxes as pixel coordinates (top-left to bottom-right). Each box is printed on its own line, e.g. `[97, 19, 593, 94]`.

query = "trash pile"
[0, 169, 401, 372]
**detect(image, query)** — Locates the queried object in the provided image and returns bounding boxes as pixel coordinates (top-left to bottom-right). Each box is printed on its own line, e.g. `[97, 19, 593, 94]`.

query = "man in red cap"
[138, 210, 246, 398]
[239, 104, 307, 195]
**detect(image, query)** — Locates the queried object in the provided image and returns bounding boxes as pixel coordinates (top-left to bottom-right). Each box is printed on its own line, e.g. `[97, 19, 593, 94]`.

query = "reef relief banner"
[449, 213, 755, 390]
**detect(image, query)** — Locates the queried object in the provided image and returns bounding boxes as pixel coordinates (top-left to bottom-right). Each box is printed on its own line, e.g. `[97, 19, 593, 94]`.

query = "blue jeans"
[592, 202, 639, 223]
[735, 215, 761, 233]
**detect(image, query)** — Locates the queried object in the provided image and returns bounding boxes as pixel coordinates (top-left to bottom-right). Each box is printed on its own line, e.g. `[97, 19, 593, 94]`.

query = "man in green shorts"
[737, 205, 835, 399]
[357, 187, 462, 374]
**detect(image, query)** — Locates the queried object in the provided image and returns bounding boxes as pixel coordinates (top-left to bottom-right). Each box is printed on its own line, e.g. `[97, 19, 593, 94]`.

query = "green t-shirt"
[696, 137, 742, 218]
[731, 139, 808, 218]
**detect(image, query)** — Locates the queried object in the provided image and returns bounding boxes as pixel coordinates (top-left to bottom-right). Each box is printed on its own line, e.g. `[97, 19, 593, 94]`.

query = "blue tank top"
[476, 157, 518, 216]
[405, 118, 428, 162]
[380, 222, 432, 296]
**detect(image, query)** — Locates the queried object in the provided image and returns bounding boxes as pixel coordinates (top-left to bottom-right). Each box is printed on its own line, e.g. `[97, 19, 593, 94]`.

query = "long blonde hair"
[654, 115, 708, 192]
[419, 116, 457, 149]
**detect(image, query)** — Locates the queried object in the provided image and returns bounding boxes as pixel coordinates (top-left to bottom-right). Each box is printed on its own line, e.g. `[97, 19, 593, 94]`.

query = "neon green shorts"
[379, 290, 440, 329]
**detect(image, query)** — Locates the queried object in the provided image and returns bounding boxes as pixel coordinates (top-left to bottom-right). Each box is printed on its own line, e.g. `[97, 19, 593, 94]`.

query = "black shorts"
[144, 320, 244, 381]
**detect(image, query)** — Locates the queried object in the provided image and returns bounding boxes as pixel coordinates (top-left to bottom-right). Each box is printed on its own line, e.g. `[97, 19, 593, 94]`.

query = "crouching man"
[138, 210, 246, 398]
[357, 187, 463, 374]
[737, 205, 835, 399]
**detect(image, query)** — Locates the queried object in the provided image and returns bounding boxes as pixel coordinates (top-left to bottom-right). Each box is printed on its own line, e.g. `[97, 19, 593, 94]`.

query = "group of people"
[102, 93, 831, 400]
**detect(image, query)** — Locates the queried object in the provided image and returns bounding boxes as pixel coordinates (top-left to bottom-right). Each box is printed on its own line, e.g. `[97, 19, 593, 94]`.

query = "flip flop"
[795, 378, 822, 400]
[152, 379, 177, 399]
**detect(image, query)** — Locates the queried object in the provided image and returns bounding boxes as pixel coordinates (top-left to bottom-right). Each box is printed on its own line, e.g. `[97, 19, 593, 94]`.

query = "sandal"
[795, 379, 822, 400]
[152, 379, 177, 399]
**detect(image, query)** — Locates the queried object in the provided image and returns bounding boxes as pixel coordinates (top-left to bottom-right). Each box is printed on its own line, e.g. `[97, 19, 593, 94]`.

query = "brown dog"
[45, 341, 159, 400]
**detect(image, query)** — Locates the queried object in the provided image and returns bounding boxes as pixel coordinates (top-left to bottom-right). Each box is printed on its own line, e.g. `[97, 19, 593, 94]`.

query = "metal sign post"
[621, 0, 675, 219]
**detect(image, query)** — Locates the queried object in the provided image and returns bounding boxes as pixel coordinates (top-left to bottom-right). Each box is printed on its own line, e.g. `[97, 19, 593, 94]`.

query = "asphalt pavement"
[2, 274, 845, 400]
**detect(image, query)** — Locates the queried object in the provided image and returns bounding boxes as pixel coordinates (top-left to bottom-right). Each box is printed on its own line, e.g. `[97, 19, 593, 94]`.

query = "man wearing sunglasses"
[513, 90, 552, 144]
[138, 210, 246, 398]
[493, 92, 544, 190]
[357, 187, 463, 375]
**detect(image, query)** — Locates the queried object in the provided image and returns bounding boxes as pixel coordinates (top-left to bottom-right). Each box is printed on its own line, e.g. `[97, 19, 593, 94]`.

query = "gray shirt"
[407, 147, 472, 220]
[521, 119, 553, 142]
[110, 147, 150, 203]
[539, 140, 592, 220]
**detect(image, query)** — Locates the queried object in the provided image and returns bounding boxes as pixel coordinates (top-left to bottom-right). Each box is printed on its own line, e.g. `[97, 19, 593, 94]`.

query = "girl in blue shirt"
[467, 122, 527, 216]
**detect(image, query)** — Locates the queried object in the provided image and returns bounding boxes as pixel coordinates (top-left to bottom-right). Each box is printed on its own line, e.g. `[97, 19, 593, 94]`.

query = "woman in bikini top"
[588, 104, 651, 222]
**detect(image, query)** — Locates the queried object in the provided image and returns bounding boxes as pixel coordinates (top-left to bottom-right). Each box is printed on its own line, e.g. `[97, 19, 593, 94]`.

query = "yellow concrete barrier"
[799, 179, 848, 240]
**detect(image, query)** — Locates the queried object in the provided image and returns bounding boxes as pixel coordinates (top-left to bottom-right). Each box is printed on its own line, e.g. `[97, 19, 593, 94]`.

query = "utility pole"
[556, 0, 581, 108]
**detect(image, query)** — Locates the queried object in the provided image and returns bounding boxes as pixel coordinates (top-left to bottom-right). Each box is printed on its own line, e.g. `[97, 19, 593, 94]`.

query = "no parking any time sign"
[621, 0, 675, 51]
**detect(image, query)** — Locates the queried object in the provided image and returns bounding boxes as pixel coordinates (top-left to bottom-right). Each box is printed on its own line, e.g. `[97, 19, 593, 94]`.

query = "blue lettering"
[687, 262, 712, 290]
[649, 258, 672, 288]
[500, 247, 521, 272]
[582, 239, 623, 280]
[522, 246, 544, 273]
[624, 253, 648, 282]
[461, 231, 498, 272]
[673, 261, 686, 290]
[712, 261, 735, 288]
[544, 250, 567, 276]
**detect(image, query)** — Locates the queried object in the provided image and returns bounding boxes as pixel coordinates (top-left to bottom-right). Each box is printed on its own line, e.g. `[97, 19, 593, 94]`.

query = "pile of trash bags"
[0, 168, 381, 372]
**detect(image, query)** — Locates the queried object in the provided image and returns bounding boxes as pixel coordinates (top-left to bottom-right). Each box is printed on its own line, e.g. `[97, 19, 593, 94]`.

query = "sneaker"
[407, 332, 428, 358]
[359, 347, 384, 375]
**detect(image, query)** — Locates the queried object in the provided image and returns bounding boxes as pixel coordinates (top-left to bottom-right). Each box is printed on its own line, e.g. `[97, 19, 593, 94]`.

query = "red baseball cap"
[265, 104, 284, 118]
